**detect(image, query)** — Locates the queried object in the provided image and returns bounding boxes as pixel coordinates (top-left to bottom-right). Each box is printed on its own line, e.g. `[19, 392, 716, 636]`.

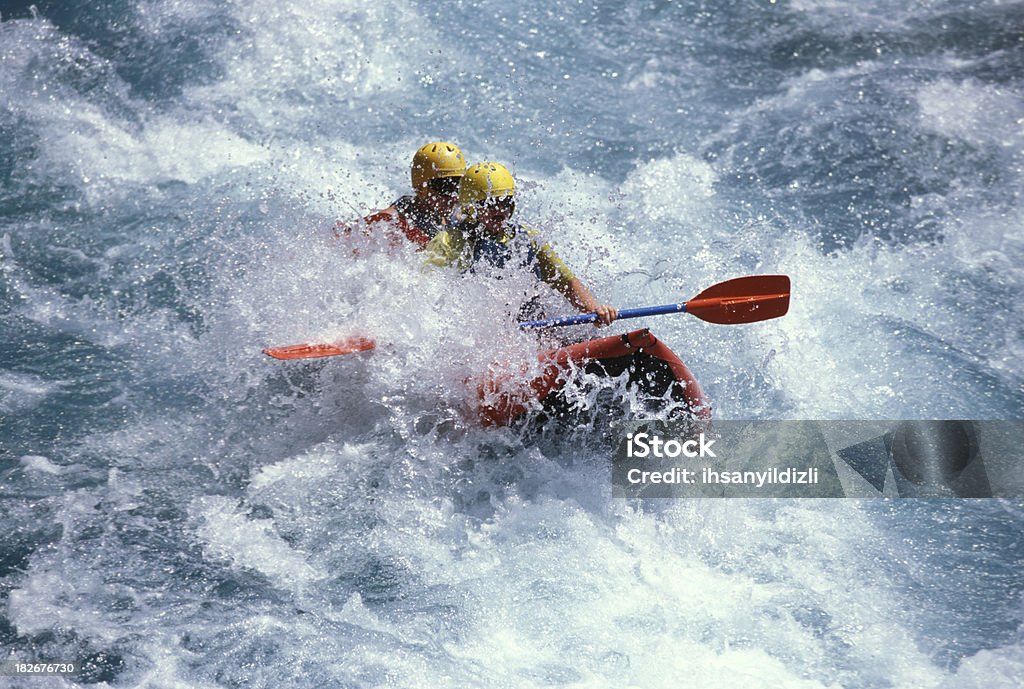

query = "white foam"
[186, 0, 437, 129]
[19, 455, 63, 475]
[8, 568, 125, 643]
[621, 152, 718, 223]
[67, 117, 269, 199]
[940, 642, 1024, 689]
[192, 495, 327, 592]
[918, 79, 1024, 150]
[0, 372, 62, 413]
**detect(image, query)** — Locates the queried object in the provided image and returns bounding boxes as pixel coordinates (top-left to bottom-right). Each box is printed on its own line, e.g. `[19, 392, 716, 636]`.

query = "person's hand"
[594, 303, 618, 326]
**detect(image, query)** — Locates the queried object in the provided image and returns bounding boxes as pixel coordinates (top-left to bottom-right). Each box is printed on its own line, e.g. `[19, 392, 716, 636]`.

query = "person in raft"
[336, 141, 467, 248]
[424, 162, 618, 326]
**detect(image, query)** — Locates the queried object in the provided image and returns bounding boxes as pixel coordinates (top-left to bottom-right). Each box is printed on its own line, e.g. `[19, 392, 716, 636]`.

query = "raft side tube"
[478, 329, 710, 426]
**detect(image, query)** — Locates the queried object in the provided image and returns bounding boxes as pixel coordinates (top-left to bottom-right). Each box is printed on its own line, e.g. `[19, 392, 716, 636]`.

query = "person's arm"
[530, 232, 618, 326]
[333, 207, 397, 238]
[422, 229, 462, 269]
[335, 205, 433, 251]
[564, 277, 618, 326]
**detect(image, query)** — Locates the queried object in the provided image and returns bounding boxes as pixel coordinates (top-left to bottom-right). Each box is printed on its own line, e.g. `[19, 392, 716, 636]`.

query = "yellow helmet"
[458, 162, 516, 210]
[411, 142, 466, 190]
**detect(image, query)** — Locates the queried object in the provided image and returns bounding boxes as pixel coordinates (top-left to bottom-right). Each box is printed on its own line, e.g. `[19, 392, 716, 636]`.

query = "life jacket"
[426, 220, 576, 291]
[389, 195, 446, 247]
[340, 196, 445, 249]
[466, 222, 543, 281]
[464, 222, 550, 322]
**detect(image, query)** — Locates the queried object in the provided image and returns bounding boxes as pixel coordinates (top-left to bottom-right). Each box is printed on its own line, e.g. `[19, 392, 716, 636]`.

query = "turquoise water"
[1, 1, 1022, 686]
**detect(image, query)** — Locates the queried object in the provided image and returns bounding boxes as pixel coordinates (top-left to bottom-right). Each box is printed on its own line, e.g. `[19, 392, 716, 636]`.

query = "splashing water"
[1, 1, 1022, 687]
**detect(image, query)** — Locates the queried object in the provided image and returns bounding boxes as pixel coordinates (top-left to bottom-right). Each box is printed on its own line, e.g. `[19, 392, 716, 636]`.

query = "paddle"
[263, 336, 376, 361]
[519, 274, 791, 328]
[262, 275, 790, 360]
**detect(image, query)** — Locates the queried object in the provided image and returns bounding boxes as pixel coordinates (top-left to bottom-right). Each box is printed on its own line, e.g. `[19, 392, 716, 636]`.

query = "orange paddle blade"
[262, 336, 376, 360]
[685, 275, 790, 325]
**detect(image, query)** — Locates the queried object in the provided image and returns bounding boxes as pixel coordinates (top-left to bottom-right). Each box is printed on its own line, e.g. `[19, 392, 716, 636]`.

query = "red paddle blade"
[262, 336, 376, 360]
[685, 275, 791, 325]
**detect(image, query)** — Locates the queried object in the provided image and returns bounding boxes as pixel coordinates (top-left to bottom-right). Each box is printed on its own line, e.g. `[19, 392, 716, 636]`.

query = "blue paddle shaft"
[519, 302, 687, 329]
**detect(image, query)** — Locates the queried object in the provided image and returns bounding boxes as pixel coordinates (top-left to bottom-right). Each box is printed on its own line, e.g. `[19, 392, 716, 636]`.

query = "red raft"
[478, 328, 710, 427]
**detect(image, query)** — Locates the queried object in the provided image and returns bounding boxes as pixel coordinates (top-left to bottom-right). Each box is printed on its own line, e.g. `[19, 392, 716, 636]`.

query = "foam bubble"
[19, 455, 63, 474]
[192, 495, 327, 592]
[621, 153, 718, 223]
[918, 79, 1024, 150]
[0, 372, 62, 413]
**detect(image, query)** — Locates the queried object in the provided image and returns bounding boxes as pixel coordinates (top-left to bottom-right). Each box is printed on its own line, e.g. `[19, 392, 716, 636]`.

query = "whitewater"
[1, 1, 1022, 687]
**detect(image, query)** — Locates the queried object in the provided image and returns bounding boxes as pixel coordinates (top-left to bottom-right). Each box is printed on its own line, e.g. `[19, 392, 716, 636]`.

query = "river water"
[1, 1, 1022, 687]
